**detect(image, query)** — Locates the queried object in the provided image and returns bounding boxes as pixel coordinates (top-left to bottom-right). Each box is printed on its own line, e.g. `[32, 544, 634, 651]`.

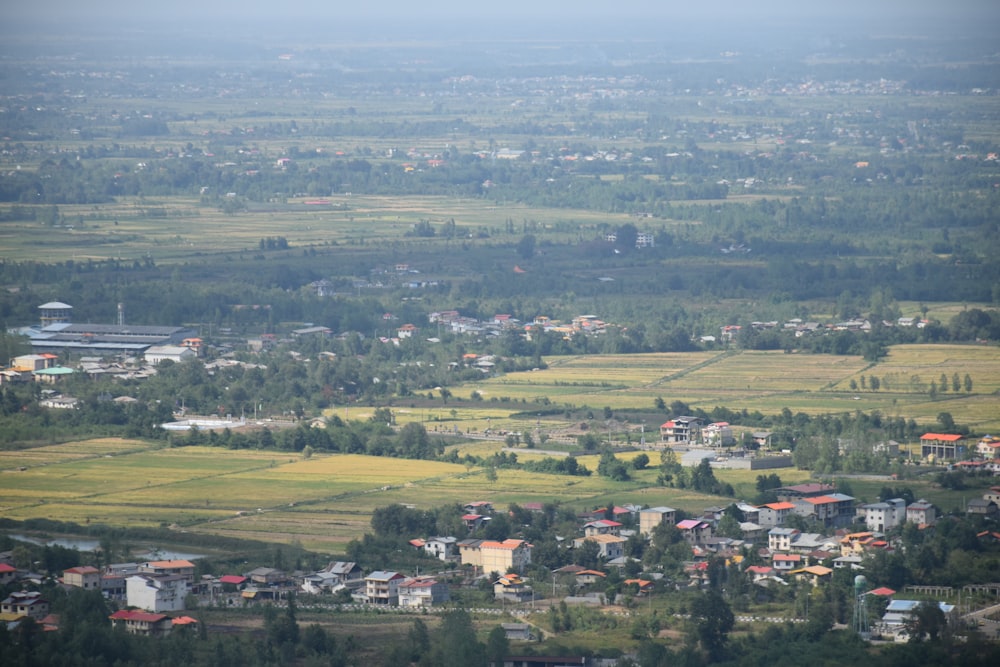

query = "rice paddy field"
[2, 342, 997, 552]
[1, 194, 646, 265]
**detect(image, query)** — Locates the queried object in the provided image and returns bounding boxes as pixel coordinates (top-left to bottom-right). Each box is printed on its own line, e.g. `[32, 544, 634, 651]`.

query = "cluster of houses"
[710, 314, 933, 345]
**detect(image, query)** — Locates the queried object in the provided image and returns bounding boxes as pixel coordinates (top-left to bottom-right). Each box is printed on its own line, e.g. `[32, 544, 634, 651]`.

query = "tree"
[689, 590, 734, 661]
[964, 374, 973, 393]
[906, 599, 947, 642]
[516, 234, 536, 259]
[632, 453, 650, 470]
[486, 625, 509, 667]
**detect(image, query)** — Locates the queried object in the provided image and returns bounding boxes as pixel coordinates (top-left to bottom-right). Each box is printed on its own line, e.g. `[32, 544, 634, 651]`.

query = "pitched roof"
[109, 610, 168, 623]
[920, 433, 963, 441]
[145, 560, 194, 569]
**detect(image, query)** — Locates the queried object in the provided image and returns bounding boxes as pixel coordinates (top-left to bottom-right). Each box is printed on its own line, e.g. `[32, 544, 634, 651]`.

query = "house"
[574, 570, 607, 585]
[109, 610, 173, 637]
[583, 520, 622, 537]
[463, 501, 494, 514]
[140, 560, 195, 584]
[789, 565, 833, 586]
[920, 433, 965, 461]
[396, 324, 418, 339]
[320, 561, 363, 586]
[660, 416, 703, 444]
[624, 579, 654, 596]
[397, 577, 450, 608]
[458, 538, 484, 568]
[63, 565, 101, 591]
[775, 483, 836, 500]
[772, 553, 802, 572]
[639, 507, 677, 537]
[218, 575, 247, 591]
[676, 519, 713, 545]
[247, 567, 287, 586]
[840, 532, 876, 558]
[752, 432, 773, 449]
[906, 500, 936, 526]
[975, 436, 1000, 459]
[857, 498, 907, 532]
[746, 565, 776, 583]
[967, 499, 999, 518]
[423, 536, 458, 561]
[832, 555, 864, 570]
[480, 539, 532, 574]
[573, 534, 626, 560]
[757, 502, 795, 528]
[126, 574, 188, 612]
[365, 571, 405, 605]
[792, 494, 855, 528]
[768, 528, 800, 552]
[702, 421, 735, 446]
[984, 487, 1000, 505]
[463, 514, 489, 531]
[0, 563, 16, 586]
[494, 574, 533, 602]
[1, 591, 50, 620]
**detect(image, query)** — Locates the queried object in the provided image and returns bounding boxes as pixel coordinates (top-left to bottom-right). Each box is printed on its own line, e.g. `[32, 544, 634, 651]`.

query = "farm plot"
[0, 437, 151, 471]
[676, 351, 869, 393]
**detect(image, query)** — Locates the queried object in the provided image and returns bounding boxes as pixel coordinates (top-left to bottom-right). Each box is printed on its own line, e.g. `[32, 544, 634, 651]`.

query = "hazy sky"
[8, 0, 998, 22]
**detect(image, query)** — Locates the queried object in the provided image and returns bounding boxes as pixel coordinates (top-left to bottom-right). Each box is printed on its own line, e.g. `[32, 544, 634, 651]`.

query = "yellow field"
[0, 439, 775, 552]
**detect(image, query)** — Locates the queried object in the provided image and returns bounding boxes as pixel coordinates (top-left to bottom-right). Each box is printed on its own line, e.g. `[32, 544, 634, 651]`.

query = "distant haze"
[6, 0, 998, 29]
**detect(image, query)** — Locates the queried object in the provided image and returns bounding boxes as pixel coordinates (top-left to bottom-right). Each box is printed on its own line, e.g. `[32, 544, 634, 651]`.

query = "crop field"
[0, 194, 647, 265]
[0, 438, 785, 552]
[0, 437, 151, 470]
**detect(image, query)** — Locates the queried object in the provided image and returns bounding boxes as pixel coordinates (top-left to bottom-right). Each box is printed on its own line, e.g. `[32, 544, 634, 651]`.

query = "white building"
[144, 345, 196, 365]
[858, 498, 907, 532]
[397, 577, 450, 608]
[126, 574, 188, 612]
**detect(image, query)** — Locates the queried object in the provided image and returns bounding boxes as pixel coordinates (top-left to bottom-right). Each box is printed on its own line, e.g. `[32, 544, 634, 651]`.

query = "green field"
[425, 346, 1000, 434]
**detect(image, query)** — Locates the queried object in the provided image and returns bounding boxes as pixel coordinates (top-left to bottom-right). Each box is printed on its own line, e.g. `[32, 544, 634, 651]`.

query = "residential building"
[458, 538, 484, 568]
[494, 573, 533, 602]
[572, 534, 626, 560]
[126, 574, 188, 612]
[757, 501, 795, 528]
[63, 565, 102, 590]
[139, 560, 195, 585]
[975, 436, 1000, 459]
[397, 577, 450, 608]
[0, 563, 16, 586]
[790, 565, 833, 586]
[583, 520, 622, 537]
[676, 519, 713, 545]
[857, 498, 907, 532]
[660, 416, 703, 444]
[702, 421, 735, 446]
[966, 499, 999, 518]
[365, 571, 405, 605]
[775, 483, 836, 500]
[772, 553, 802, 572]
[480, 539, 532, 574]
[422, 536, 458, 561]
[768, 528, 800, 553]
[247, 567, 287, 586]
[906, 500, 936, 526]
[639, 507, 676, 537]
[109, 610, 173, 637]
[1, 591, 50, 620]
